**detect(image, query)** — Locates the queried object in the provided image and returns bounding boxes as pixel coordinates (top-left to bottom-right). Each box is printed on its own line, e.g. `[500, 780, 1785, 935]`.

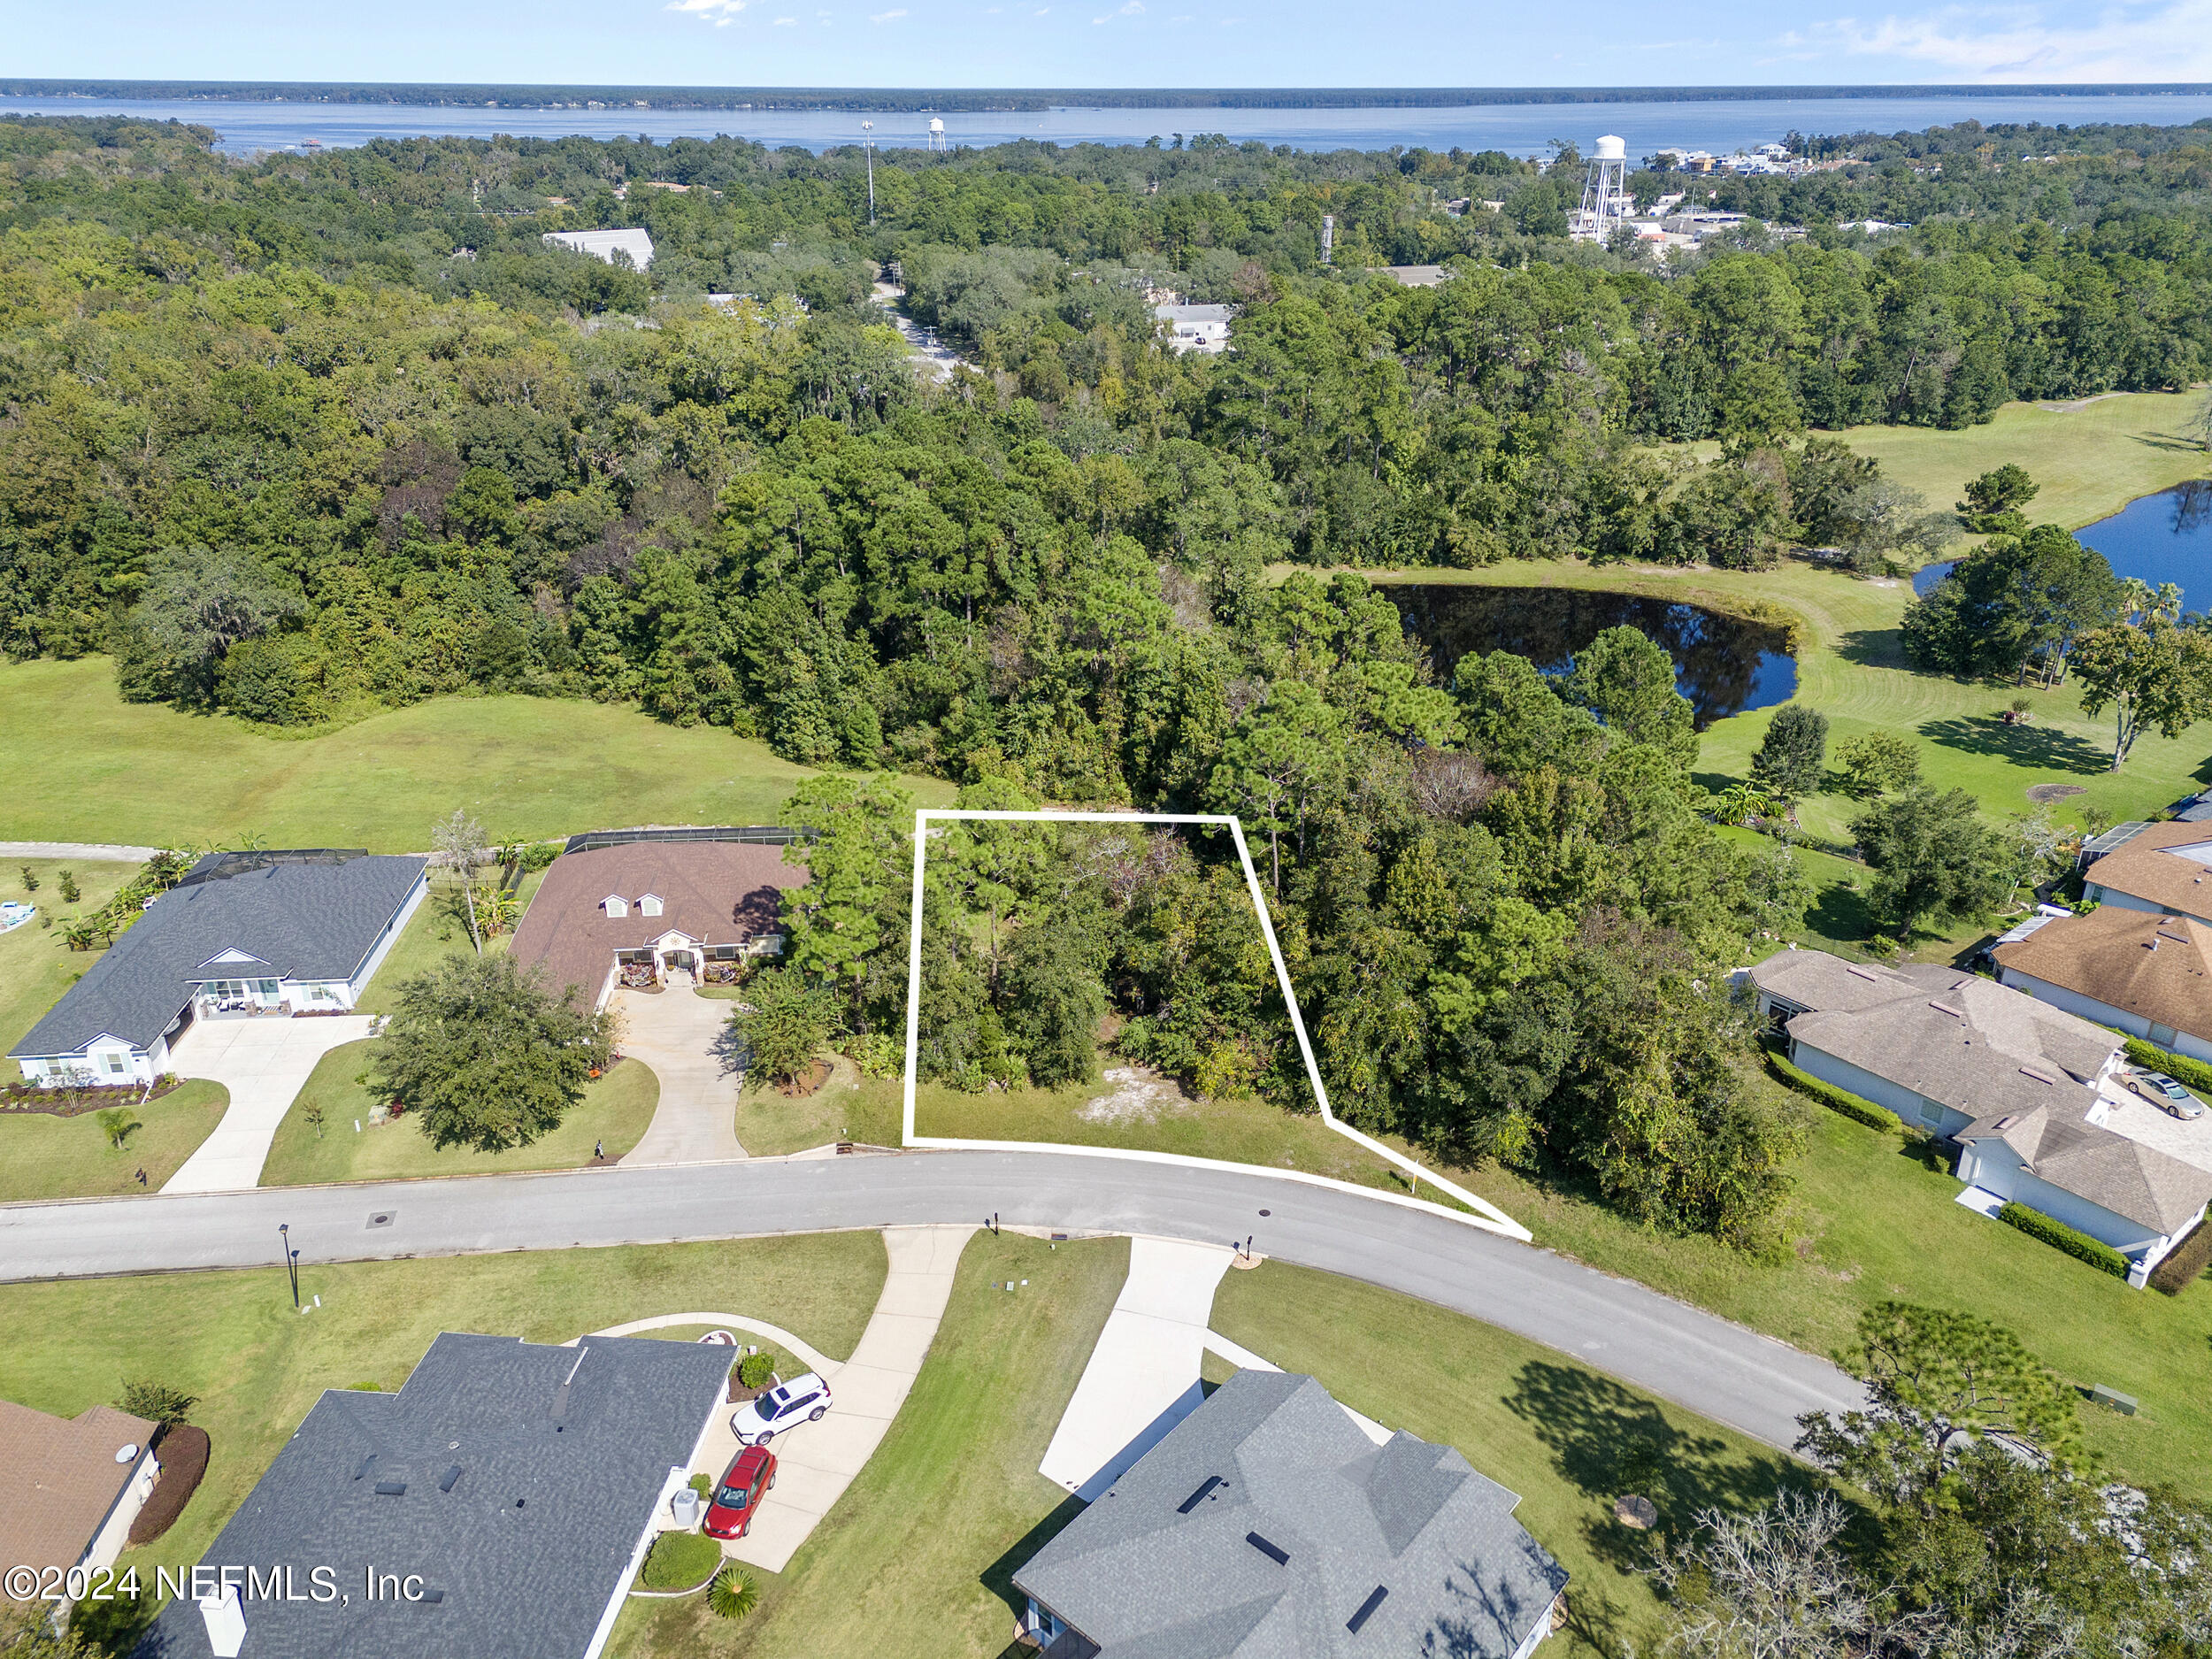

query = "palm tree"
[431, 810, 490, 955]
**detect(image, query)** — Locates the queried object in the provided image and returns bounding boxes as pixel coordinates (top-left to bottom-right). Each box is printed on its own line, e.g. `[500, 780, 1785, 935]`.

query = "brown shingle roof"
[1994, 908, 2212, 1044]
[2082, 820, 2212, 918]
[0, 1402, 155, 1572]
[1962, 1104, 2212, 1234]
[510, 841, 809, 1006]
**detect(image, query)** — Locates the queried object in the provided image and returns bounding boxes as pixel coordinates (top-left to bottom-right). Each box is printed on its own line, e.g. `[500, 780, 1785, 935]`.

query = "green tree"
[2070, 617, 2212, 770]
[1851, 786, 2007, 937]
[1561, 626, 1699, 773]
[431, 809, 490, 954]
[117, 1379, 197, 1425]
[93, 1107, 140, 1148]
[1209, 680, 1347, 892]
[1834, 731, 1921, 797]
[726, 967, 835, 1086]
[1957, 463, 2039, 533]
[128, 545, 303, 703]
[776, 774, 914, 1026]
[1795, 1302, 2081, 1514]
[707, 1565, 760, 1620]
[370, 955, 612, 1152]
[1748, 704, 1827, 802]
[1002, 921, 1107, 1087]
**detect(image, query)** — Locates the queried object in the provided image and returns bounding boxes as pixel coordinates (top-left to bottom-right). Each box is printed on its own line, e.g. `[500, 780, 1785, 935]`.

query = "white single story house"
[2078, 819, 2212, 926]
[1993, 906, 2212, 1063]
[1154, 303, 1233, 354]
[8, 850, 426, 1087]
[1748, 948, 2211, 1281]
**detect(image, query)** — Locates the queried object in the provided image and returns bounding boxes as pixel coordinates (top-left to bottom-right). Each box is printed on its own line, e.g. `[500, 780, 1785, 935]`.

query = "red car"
[702, 1445, 778, 1539]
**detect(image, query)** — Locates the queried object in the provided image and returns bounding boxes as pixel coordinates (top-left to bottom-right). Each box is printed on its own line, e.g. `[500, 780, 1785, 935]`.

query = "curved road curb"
[0, 1151, 1861, 1453]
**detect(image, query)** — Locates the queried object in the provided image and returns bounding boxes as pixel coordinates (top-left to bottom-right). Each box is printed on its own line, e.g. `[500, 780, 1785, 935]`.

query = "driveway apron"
[162, 1016, 378, 1193]
[611, 987, 746, 1164]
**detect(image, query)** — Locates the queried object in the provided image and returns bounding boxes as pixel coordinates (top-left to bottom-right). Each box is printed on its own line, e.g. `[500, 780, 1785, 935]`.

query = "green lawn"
[734, 1064, 903, 1157]
[257, 1041, 657, 1186]
[0, 1235, 889, 1589]
[1424, 1102, 2212, 1499]
[0, 1081, 228, 1202]
[913, 1075, 1413, 1194]
[0, 858, 141, 1055]
[352, 868, 548, 1017]
[610, 1230, 1125, 1659]
[1210, 1260, 1810, 1657]
[0, 657, 955, 850]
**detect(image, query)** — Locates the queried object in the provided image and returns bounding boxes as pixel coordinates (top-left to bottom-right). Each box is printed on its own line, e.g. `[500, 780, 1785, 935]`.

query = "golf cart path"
[163, 1016, 378, 1193]
[716, 1225, 975, 1573]
[0, 841, 159, 864]
[611, 987, 746, 1164]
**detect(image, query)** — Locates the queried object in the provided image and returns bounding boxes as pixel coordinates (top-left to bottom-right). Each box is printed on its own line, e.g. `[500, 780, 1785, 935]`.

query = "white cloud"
[1781, 0, 2212, 79]
[869, 4, 906, 16]
[666, 0, 746, 15]
[1092, 0, 1140, 19]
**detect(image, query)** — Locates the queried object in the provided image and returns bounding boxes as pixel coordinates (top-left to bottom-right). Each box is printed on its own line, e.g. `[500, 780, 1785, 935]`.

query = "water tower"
[1577, 134, 1628, 240]
[927, 117, 947, 151]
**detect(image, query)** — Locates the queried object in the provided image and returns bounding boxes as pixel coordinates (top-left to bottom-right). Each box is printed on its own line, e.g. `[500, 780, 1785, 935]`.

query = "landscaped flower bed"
[636, 1530, 723, 1594]
[1, 1075, 184, 1116]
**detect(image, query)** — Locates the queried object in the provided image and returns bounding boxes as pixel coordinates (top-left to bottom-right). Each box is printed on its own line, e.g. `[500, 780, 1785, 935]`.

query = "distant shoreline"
[7, 80, 2212, 114]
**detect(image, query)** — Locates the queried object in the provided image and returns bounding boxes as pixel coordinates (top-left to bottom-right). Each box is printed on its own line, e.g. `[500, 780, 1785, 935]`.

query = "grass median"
[257, 1040, 656, 1186]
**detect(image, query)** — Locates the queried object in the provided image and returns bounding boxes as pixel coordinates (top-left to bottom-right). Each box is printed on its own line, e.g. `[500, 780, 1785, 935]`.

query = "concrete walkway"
[585, 1311, 837, 1379]
[1040, 1237, 1237, 1500]
[695, 1225, 974, 1573]
[163, 1016, 378, 1193]
[611, 986, 746, 1165]
[0, 842, 158, 864]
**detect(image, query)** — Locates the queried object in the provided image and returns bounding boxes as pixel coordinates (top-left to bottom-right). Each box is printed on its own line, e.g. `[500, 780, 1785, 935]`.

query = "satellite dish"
[116, 1444, 139, 1463]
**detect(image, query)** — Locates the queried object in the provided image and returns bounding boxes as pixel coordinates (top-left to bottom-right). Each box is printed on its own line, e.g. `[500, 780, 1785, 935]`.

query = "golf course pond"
[1913, 480, 2212, 601]
[1381, 584, 1798, 728]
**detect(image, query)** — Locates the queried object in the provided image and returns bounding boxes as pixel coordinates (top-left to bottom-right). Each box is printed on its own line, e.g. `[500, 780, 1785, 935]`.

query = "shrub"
[2122, 1038, 2212, 1099]
[708, 1565, 760, 1620]
[118, 1380, 196, 1426]
[639, 1530, 722, 1591]
[737, 1351, 776, 1390]
[688, 1471, 713, 1498]
[1997, 1202, 2131, 1279]
[1763, 1052, 1908, 1134]
[58, 868, 80, 904]
[2148, 1215, 2212, 1294]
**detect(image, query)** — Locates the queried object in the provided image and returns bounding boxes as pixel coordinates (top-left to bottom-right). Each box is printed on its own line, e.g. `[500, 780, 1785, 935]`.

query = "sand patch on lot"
[1079, 1065, 1191, 1126]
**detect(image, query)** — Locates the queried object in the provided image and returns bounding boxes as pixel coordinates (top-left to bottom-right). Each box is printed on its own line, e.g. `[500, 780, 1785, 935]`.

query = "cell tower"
[927, 117, 947, 151]
[1319, 213, 1335, 265]
[1576, 134, 1628, 241]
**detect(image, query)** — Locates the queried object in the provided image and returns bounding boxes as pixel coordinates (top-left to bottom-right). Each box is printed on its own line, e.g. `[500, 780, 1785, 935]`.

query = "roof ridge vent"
[1347, 1584, 1391, 1634]
[1930, 1001, 1966, 1018]
[1246, 1532, 1290, 1566]
[2019, 1064, 2058, 1084]
[1845, 964, 1883, 982]
[1177, 1475, 1224, 1515]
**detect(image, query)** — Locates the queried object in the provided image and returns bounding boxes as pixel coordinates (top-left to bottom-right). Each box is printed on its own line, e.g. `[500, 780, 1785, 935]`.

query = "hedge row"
[2122, 1038, 2212, 1098]
[1763, 1051, 1907, 1134]
[2148, 1215, 2212, 1294]
[1998, 1202, 2131, 1279]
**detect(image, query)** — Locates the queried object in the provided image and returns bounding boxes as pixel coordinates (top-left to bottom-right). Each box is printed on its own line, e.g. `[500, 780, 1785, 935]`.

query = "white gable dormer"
[639, 895, 663, 918]
[602, 895, 629, 918]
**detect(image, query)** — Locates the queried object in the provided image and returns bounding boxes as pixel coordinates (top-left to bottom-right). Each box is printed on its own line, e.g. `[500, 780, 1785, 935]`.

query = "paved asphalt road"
[0, 1149, 1862, 1451]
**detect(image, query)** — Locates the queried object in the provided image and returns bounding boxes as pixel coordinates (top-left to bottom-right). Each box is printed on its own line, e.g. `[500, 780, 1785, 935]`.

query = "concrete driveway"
[2099, 1073, 2212, 1176]
[162, 1016, 377, 1193]
[611, 987, 746, 1164]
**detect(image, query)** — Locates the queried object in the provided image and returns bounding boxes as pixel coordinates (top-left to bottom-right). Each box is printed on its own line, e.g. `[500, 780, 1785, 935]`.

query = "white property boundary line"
[900, 810, 1531, 1242]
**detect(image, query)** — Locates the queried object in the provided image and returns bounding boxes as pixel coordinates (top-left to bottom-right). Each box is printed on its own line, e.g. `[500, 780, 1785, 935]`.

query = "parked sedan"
[2139, 1071, 2207, 1120]
[702, 1445, 777, 1539]
[731, 1371, 833, 1446]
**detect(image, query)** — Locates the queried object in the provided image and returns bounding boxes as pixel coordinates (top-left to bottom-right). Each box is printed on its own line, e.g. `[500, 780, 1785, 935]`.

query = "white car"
[731, 1372, 833, 1445]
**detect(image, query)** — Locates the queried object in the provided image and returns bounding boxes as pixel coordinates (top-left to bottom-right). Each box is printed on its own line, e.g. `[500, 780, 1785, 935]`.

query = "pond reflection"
[1380, 584, 1798, 729]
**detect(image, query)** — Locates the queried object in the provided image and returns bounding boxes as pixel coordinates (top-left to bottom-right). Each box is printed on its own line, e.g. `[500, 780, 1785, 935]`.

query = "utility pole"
[862, 121, 877, 227]
[279, 1222, 299, 1310]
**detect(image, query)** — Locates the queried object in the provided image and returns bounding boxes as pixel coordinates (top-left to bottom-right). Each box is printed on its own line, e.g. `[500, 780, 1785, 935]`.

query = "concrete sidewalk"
[1039, 1237, 1237, 1500]
[162, 1016, 377, 1193]
[0, 842, 158, 864]
[612, 987, 746, 1164]
[710, 1225, 975, 1573]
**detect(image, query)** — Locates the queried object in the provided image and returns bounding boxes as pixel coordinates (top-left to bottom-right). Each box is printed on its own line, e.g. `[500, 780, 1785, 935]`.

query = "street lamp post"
[279, 1222, 299, 1310]
[861, 120, 876, 227]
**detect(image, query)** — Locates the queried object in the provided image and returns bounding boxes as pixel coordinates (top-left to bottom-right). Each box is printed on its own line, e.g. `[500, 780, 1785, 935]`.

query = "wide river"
[5, 91, 2211, 157]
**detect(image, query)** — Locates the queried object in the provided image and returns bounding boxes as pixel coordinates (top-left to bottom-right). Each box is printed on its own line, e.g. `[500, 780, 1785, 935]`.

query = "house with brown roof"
[0, 1400, 160, 1577]
[1994, 907, 2212, 1062]
[2080, 820, 2212, 926]
[509, 836, 808, 1010]
[1747, 948, 2211, 1282]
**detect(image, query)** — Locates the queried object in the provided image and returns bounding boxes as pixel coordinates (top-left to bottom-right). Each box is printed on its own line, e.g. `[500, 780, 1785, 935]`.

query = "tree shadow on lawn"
[1503, 1361, 1812, 1578]
[1834, 627, 1909, 670]
[981, 1493, 1087, 1626]
[1921, 715, 2109, 776]
[1803, 878, 1876, 946]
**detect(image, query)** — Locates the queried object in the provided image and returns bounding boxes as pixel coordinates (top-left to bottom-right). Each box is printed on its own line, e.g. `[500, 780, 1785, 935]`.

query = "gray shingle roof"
[1962, 1106, 2212, 1234]
[133, 1332, 729, 1659]
[10, 853, 426, 1059]
[1014, 1371, 1564, 1658]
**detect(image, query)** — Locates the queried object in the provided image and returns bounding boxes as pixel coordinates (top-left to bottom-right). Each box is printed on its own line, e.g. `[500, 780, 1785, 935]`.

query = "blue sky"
[13, 0, 2211, 88]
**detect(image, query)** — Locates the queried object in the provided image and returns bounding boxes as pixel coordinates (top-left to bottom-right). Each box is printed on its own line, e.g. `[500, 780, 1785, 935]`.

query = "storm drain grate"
[366, 1211, 396, 1230]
